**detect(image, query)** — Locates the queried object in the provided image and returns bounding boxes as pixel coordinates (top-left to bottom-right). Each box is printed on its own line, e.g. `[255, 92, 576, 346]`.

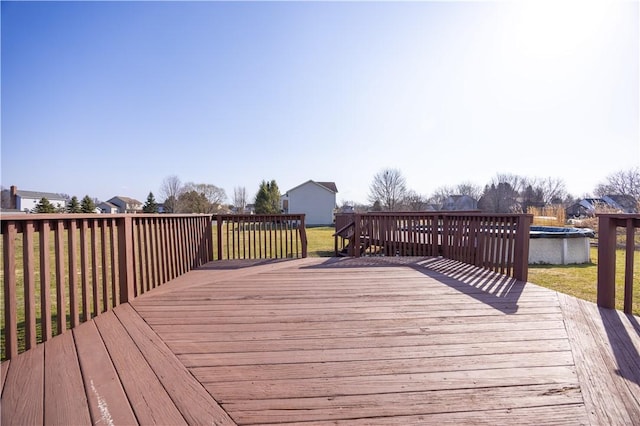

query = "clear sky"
[2, 0, 638, 205]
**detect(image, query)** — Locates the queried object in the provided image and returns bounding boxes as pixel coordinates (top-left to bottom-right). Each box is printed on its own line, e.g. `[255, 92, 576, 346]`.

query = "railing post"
[3, 221, 18, 359]
[300, 215, 307, 258]
[217, 215, 223, 260]
[205, 215, 214, 262]
[513, 214, 532, 282]
[624, 218, 635, 314]
[118, 215, 135, 303]
[353, 214, 361, 257]
[597, 215, 617, 309]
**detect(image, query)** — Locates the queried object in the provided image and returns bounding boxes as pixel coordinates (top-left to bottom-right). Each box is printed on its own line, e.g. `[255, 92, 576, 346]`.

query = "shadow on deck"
[2, 257, 639, 425]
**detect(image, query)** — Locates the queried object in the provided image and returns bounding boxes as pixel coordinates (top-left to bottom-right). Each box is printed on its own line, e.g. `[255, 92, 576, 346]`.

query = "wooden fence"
[1, 214, 212, 360]
[216, 214, 307, 260]
[335, 212, 532, 281]
[597, 213, 640, 314]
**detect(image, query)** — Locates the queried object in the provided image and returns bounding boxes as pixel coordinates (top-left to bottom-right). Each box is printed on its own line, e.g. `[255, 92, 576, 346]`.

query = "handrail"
[334, 212, 532, 281]
[596, 213, 639, 314]
[216, 214, 307, 260]
[1, 213, 212, 360]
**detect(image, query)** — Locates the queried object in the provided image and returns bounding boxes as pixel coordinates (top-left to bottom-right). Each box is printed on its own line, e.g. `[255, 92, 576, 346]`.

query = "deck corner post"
[118, 215, 135, 303]
[513, 214, 532, 282]
[300, 215, 307, 258]
[597, 214, 616, 309]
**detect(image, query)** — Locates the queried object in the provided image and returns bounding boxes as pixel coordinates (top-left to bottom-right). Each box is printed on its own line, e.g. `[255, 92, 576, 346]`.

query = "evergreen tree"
[254, 180, 281, 214]
[80, 195, 96, 213]
[143, 192, 159, 213]
[33, 197, 56, 213]
[67, 196, 81, 213]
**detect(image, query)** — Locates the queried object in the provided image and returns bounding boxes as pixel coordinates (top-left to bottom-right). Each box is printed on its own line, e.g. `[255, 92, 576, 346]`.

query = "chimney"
[10, 185, 17, 209]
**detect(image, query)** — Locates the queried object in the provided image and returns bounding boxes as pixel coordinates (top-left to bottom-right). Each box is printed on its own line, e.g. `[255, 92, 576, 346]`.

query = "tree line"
[5, 166, 637, 215]
[361, 167, 640, 213]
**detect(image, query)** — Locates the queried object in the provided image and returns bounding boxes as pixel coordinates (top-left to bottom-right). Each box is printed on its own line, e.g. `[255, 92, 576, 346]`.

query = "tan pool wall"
[528, 237, 591, 265]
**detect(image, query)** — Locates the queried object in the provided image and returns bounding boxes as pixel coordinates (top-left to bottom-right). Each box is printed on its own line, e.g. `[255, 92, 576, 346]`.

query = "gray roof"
[108, 196, 142, 205]
[16, 190, 66, 201]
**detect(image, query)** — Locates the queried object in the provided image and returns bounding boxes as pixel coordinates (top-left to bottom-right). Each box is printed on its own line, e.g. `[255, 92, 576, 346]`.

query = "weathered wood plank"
[150, 315, 565, 334]
[207, 365, 579, 401]
[44, 331, 91, 425]
[158, 326, 567, 346]
[93, 310, 187, 425]
[73, 319, 138, 425]
[179, 338, 572, 367]
[1, 345, 44, 425]
[574, 297, 640, 421]
[558, 292, 637, 425]
[193, 350, 576, 382]
[224, 383, 585, 424]
[168, 328, 569, 354]
[0, 359, 9, 394]
[113, 304, 235, 426]
[261, 404, 588, 425]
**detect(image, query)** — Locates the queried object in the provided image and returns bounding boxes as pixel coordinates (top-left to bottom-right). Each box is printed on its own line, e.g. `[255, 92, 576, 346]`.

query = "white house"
[97, 201, 119, 214]
[281, 180, 338, 226]
[9, 186, 67, 212]
[107, 196, 143, 213]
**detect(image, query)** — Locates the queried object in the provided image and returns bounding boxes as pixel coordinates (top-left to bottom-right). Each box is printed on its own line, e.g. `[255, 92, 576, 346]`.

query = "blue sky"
[2, 0, 638, 205]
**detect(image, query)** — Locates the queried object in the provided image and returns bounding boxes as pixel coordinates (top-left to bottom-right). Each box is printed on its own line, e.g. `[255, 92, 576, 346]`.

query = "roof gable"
[108, 196, 142, 205]
[286, 180, 338, 195]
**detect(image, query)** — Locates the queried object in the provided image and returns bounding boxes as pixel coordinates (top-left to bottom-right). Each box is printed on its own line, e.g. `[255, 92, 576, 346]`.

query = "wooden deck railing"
[335, 212, 532, 281]
[597, 213, 640, 314]
[216, 214, 307, 260]
[1, 214, 212, 360]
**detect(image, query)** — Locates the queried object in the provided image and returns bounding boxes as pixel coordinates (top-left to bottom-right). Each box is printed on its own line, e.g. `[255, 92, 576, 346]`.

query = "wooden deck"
[2, 257, 639, 425]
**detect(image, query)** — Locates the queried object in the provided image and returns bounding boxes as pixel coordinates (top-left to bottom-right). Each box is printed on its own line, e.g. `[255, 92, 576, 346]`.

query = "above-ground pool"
[528, 226, 596, 265]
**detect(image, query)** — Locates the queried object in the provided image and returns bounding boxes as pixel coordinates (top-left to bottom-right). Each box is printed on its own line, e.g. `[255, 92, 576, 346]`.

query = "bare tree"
[455, 182, 483, 200]
[159, 175, 182, 213]
[233, 186, 248, 213]
[181, 182, 227, 213]
[401, 190, 428, 211]
[534, 177, 567, 205]
[368, 168, 407, 211]
[429, 185, 455, 206]
[595, 167, 640, 200]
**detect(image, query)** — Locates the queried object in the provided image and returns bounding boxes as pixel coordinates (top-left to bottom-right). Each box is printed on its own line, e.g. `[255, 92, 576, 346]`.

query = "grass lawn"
[528, 247, 640, 316]
[305, 226, 336, 257]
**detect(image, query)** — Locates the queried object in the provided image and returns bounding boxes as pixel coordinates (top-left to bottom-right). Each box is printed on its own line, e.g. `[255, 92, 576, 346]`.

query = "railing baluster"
[68, 220, 79, 327]
[3, 221, 18, 359]
[23, 221, 37, 350]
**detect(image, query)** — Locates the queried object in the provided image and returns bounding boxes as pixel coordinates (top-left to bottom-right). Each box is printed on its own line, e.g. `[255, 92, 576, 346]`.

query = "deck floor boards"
[1, 256, 639, 425]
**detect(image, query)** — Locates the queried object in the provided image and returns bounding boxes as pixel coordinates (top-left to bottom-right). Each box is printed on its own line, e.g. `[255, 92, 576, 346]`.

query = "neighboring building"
[566, 195, 638, 218]
[97, 201, 119, 214]
[281, 180, 338, 226]
[107, 196, 143, 213]
[441, 195, 478, 211]
[8, 186, 67, 212]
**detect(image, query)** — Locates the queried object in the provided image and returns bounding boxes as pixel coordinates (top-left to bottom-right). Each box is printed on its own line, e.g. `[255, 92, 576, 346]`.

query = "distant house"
[441, 195, 478, 211]
[97, 201, 119, 214]
[281, 180, 338, 226]
[566, 195, 638, 218]
[107, 196, 143, 213]
[8, 186, 67, 212]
